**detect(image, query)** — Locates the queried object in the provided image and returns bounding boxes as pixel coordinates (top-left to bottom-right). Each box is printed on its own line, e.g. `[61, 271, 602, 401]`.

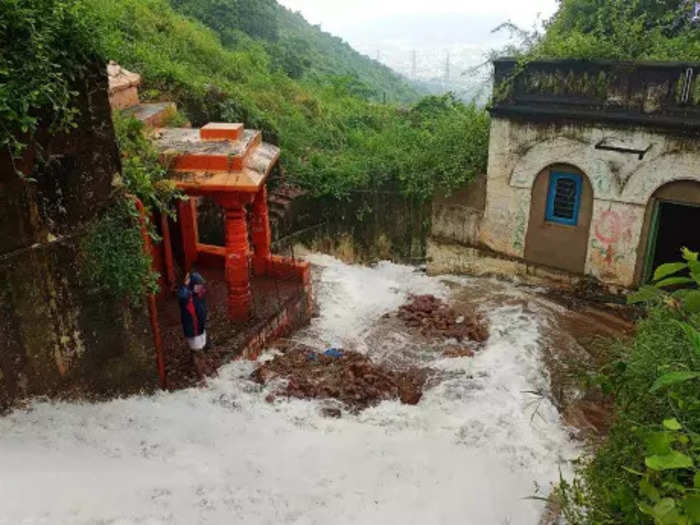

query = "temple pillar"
[224, 205, 252, 320]
[178, 199, 199, 272]
[160, 211, 176, 289]
[250, 186, 272, 276]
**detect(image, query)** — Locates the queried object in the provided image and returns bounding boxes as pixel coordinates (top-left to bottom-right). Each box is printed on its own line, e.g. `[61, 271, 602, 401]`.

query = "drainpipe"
[130, 196, 168, 390]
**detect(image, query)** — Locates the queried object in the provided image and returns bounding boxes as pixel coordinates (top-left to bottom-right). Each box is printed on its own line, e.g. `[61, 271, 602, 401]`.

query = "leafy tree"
[237, 0, 278, 42]
[268, 37, 312, 79]
[534, 0, 700, 61]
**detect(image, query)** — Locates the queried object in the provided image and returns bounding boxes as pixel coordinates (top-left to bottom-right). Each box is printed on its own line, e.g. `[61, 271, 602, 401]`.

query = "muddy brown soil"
[541, 307, 632, 439]
[441, 277, 634, 440]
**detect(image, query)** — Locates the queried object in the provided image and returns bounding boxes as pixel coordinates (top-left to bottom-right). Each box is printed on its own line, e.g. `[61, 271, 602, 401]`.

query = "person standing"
[177, 272, 208, 351]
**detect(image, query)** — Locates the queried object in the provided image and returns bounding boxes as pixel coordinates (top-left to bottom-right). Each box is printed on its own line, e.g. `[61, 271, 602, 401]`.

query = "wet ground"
[0, 254, 630, 525]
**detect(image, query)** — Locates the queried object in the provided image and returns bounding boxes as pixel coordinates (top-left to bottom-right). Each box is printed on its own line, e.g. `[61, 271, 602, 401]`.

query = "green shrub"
[561, 251, 700, 524]
[82, 199, 159, 307]
[112, 110, 181, 212]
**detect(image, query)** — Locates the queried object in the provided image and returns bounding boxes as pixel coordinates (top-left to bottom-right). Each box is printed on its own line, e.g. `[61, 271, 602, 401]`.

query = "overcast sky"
[277, 0, 559, 39]
[277, 0, 559, 83]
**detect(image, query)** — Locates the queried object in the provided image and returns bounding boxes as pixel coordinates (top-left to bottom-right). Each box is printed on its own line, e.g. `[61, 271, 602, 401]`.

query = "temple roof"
[154, 123, 280, 194]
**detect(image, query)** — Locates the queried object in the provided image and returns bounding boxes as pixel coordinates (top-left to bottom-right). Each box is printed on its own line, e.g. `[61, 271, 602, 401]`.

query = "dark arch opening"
[636, 180, 700, 284]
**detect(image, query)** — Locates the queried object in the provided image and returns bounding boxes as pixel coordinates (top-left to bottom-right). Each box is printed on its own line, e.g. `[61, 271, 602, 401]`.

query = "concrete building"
[429, 58, 700, 289]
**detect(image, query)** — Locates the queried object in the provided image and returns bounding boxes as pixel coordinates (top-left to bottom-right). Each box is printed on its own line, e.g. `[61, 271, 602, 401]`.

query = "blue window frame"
[545, 172, 583, 226]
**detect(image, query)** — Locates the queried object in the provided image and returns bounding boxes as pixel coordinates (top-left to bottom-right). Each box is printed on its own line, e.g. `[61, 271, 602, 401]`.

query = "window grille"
[545, 172, 582, 226]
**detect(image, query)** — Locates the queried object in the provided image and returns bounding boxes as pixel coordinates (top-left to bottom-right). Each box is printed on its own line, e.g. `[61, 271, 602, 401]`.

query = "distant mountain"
[341, 12, 508, 105]
[170, 0, 424, 103]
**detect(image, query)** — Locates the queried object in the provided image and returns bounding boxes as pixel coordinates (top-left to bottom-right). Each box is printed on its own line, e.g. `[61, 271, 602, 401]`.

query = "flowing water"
[0, 254, 578, 525]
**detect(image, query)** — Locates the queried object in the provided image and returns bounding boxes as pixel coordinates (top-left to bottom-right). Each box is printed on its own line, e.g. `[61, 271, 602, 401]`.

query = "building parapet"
[491, 58, 700, 132]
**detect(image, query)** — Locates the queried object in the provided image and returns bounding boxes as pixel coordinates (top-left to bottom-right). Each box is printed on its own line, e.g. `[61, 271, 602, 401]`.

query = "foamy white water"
[0, 255, 576, 525]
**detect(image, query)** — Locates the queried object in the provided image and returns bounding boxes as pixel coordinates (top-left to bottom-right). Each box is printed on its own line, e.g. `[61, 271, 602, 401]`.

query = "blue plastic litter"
[323, 348, 343, 358]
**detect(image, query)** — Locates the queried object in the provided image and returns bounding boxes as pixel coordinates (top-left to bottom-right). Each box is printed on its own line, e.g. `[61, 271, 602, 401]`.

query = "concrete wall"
[431, 174, 486, 247]
[478, 117, 700, 287]
[0, 64, 156, 410]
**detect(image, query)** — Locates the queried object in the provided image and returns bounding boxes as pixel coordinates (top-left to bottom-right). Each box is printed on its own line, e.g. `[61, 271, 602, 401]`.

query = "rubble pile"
[441, 346, 476, 359]
[251, 345, 428, 411]
[397, 295, 489, 343]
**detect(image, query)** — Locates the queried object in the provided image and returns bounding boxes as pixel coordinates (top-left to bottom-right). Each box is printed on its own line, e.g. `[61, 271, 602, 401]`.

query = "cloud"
[278, 0, 558, 31]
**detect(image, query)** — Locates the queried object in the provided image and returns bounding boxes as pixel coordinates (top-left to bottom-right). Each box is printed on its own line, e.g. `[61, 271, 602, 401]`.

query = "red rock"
[250, 345, 428, 412]
[397, 295, 489, 343]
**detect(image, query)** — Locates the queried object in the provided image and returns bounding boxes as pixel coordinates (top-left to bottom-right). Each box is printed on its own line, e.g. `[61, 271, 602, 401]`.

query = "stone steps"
[124, 102, 179, 128]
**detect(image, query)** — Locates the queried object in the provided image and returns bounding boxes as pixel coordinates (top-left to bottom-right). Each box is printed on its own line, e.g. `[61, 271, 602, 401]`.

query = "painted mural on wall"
[586, 202, 644, 286]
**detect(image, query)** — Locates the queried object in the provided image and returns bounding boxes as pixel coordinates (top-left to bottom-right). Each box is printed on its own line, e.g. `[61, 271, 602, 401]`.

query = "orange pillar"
[251, 186, 272, 276]
[178, 198, 198, 272]
[224, 206, 252, 320]
[160, 211, 176, 289]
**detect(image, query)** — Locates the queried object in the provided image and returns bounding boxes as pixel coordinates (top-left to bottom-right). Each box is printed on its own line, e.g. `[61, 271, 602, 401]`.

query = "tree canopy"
[535, 0, 700, 62]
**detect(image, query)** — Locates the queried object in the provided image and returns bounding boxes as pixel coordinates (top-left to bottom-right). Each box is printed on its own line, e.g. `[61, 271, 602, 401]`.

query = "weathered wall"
[293, 193, 430, 264]
[431, 174, 486, 247]
[0, 64, 155, 410]
[479, 117, 700, 287]
[199, 189, 431, 265]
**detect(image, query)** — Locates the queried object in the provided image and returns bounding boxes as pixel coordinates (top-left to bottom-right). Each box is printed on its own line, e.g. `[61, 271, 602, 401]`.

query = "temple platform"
[158, 267, 313, 390]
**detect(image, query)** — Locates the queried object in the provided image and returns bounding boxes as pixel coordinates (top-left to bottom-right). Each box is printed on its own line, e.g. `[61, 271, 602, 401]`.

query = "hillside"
[170, 0, 421, 104]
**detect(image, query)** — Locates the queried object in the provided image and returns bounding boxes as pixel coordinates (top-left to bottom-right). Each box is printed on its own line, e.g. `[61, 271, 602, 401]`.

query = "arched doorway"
[636, 180, 700, 283]
[524, 164, 594, 274]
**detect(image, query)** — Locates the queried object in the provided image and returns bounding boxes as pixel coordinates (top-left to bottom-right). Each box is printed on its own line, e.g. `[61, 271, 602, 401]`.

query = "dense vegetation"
[86, 0, 488, 201]
[0, 0, 96, 161]
[170, 0, 419, 102]
[560, 251, 700, 524]
[534, 0, 700, 62]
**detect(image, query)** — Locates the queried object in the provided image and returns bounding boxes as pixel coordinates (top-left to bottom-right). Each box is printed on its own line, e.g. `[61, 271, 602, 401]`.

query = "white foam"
[0, 255, 576, 525]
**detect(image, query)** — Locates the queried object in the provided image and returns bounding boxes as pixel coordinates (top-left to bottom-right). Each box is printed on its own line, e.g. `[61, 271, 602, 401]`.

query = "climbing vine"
[81, 112, 184, 304]
[112, 110, 182, 212]
[82, 199, 159, 307]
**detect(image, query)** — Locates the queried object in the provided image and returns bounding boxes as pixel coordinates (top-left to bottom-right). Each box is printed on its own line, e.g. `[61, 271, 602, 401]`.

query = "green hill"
[170, 0, 421, 104]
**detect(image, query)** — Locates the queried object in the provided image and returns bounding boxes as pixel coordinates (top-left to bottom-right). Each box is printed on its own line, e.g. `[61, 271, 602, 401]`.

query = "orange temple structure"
[155, 122, 310, 322]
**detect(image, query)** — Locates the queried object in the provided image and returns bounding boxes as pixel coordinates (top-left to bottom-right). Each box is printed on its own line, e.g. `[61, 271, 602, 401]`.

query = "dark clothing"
[178, 285, 207, 338]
